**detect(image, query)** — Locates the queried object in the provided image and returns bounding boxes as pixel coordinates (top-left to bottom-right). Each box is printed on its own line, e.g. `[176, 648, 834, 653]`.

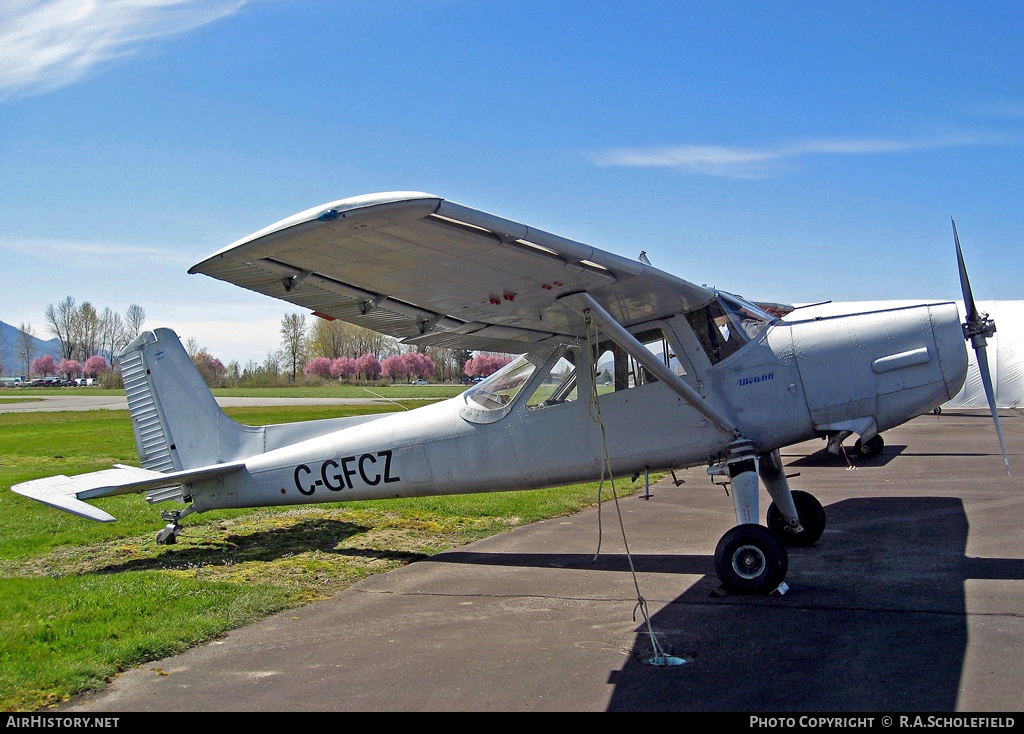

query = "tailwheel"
[714, 524, 788, 594]
[853, 434, 884, 459]
[767, 490, 826, 546]
[156, 523, 181, 545]
[155, 508, 193, 545]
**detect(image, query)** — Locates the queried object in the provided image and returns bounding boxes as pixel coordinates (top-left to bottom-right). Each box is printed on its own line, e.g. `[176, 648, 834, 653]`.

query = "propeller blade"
[953, 219, 1010, 476]
[975, 343, 1011, 476]
[953, 218, 979, 325]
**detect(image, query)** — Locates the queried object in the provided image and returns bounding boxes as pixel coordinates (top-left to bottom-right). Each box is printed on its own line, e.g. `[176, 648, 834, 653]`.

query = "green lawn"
[4, 384, 469, 399]
[0, 404, 637, 711]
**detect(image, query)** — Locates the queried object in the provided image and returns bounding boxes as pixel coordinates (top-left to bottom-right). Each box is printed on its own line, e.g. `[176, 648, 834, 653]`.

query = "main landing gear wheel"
[853, 434, 884, 459]
[714, 524, 788, 594]
[767, 490, 826, 546]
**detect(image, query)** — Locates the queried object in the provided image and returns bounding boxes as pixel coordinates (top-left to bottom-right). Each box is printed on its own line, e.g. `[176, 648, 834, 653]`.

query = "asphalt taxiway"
[58, 409, 1023, 712]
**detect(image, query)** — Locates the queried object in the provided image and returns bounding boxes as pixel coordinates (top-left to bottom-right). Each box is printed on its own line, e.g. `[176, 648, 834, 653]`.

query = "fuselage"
[185, 300, 968, 515]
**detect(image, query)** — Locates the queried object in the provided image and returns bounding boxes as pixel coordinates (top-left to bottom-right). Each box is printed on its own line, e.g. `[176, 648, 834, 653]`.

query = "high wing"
[189, 192, 714, 353]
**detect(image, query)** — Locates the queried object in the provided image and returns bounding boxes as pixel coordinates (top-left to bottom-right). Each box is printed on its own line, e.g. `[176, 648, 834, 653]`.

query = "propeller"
[953, 219, 1011, 476]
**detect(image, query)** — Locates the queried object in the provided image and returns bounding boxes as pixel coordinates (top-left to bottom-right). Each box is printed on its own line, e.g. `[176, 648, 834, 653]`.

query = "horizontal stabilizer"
[12, 462, 245, 522]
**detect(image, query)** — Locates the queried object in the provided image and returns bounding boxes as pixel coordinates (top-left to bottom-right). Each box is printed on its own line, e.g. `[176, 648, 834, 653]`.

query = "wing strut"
[558, 292, 739, 437]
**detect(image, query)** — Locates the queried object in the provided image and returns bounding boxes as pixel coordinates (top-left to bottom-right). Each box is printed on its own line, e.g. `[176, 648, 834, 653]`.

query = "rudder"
[120, 328, 257, 472]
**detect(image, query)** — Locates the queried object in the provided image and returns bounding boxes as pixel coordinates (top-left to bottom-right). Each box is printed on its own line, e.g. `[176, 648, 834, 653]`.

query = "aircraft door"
[514, 346, 601, 485]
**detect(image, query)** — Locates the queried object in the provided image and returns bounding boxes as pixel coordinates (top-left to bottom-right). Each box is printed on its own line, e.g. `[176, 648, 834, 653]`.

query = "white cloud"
[0, 0, 247, 100]
[588, 133, 1017, 179]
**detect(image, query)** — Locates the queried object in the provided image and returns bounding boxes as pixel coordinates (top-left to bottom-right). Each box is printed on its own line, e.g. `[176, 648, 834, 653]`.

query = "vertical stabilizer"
[120, 328, 256, 471]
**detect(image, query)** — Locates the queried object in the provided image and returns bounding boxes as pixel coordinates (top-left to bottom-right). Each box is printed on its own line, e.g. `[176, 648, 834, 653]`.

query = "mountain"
[0, 320, 63, 377]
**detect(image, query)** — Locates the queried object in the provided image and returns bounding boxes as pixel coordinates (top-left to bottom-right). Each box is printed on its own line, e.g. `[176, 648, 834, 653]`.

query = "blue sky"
[2, 0, 1022, 364]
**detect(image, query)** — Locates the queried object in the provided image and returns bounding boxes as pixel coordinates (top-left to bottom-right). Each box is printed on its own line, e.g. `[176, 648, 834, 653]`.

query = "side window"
[686, 300, 746, 365]
[594, 328, 683, 393]
[526, 349, 580, 409]
[464, 355, 539, 411]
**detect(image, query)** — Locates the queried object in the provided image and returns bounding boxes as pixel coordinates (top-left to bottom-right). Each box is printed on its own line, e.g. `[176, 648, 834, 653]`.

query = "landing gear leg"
[712, 443, 789, 594]
[761, 449, 826, 546]
[156, 506, 195, 545]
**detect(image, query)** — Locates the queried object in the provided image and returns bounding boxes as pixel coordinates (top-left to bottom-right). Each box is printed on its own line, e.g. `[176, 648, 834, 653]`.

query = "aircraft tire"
[767, 490, 826, 546]
[714, 524, 788, 594]
[853, 435, 884, 459]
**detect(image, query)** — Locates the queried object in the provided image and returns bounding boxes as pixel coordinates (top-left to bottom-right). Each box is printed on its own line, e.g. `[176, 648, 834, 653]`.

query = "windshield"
[718, 291, 775, 340]
[686, 291, 775, 365]
[464, 355, 540, 411]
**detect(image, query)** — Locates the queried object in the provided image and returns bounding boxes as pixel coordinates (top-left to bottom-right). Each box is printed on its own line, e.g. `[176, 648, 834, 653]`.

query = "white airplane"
[12, 193, 1009, 595]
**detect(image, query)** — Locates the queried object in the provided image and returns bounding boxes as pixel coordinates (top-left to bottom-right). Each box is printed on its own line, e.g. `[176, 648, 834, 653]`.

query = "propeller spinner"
[953, 219, 1011, 476]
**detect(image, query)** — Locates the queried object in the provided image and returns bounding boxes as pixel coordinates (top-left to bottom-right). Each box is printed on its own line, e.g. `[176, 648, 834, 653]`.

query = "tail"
[120, 328, 257, 472]
[13, 328, 395, 522]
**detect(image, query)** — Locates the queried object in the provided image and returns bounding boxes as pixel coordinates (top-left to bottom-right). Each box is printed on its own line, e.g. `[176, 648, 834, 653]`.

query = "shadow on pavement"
[607, 496, 1024, 711]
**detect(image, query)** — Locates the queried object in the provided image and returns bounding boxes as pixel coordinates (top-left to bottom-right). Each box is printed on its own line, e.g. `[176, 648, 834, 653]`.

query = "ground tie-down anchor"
[633, 596, 691, 668]
[647, 654, 690, 667]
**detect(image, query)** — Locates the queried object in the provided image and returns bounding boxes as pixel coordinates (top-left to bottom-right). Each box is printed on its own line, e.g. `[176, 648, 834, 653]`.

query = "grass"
[0, 403, 639, 711]
[4, 384, 469, 399]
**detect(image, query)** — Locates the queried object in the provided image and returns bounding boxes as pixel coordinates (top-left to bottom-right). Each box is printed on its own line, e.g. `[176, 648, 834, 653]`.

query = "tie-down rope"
[583, 314, 681, 666]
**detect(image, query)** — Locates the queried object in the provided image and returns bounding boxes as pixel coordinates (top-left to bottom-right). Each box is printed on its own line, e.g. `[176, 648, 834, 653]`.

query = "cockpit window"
[526, 349, 579, 409]
[595, 328, 684, 392]
[464, 354, 541, 411]
[686, 291, 774, 365]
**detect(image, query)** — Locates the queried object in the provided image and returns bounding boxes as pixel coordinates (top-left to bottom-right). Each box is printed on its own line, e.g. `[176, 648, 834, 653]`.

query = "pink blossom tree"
[355, 353, 381, 380]
[59, 359, 83, 379]
[303, 356, 333, 379]
[31, 354, 58, 377]
[191, 352, 226, 387]
[330, 356, 357, 379]
[404, 352, 436, 381]
[464, 355, 512, 378]
[83, 355, 109, 377]
[381, 355, 409, 383]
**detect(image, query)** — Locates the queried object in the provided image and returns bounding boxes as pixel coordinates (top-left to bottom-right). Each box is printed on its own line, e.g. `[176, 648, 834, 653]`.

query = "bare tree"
[125, 304, 146, 339]
[44, 295, 77, 361]
[68, 302, 101, 362]
[307, 317, 348, 360]
[99, 308, 124, 365]
[16, 323, 36, 377]
[185, 336, 202, 359]
[279, 313, 307, 381]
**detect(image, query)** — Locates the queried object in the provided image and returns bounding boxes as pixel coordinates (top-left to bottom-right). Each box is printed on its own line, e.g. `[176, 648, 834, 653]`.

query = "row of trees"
[45, 297, 146, 366]
[29, 354, 110, 379]
[303, 351, 440, 383]
[281, 314, 478, 385]
[7, 300, 514, 387]
[0, 298, 145, 381]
